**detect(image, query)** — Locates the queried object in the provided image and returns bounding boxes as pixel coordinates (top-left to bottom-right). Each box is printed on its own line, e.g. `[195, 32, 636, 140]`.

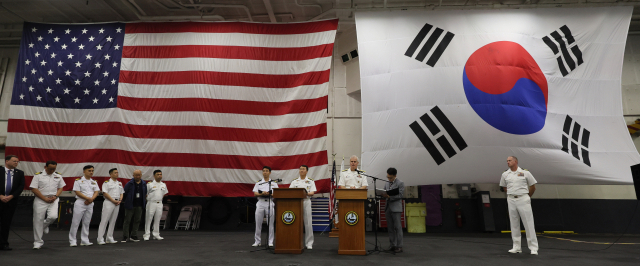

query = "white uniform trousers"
[507, 194, 538, 251]
[302, 198, 314, 248]
[69, 200, 94, 245]
[144, 201, 163, 239]
[254, 199, 275, 245]
[97, 200, 120, 243]
[33, 197, 59, 247]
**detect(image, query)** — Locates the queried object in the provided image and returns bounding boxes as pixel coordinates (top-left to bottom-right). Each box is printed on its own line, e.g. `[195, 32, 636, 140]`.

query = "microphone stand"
[357, 171, 391, 255]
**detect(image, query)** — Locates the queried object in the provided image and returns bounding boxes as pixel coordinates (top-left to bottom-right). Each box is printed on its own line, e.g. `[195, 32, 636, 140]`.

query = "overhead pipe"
[262, 0, 277, 22]
[176, 1, 253, 21]
[295, 0, 323, 13]
[309, 1, 640, 21]
[121, 0, 225, 21]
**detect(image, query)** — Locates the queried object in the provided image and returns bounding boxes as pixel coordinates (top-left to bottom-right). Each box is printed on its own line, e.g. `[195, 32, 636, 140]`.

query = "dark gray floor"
[1, 228, 640, 265]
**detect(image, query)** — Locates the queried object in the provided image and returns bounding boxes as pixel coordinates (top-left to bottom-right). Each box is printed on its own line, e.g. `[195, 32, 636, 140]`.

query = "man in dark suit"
[1, 155, 25, 251]
[383, 167, 405, 253]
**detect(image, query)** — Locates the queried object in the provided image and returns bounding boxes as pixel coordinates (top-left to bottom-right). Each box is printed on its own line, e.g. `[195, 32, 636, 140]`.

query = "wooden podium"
[336, 189, 367, 255]
[273, 188, 306, 254]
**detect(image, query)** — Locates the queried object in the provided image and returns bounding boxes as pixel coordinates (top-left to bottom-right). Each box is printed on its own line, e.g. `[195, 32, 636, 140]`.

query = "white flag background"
[357, 7, 640, 185]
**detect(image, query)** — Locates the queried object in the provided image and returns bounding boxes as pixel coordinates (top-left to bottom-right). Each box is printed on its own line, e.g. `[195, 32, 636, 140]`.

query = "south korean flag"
[356, 7, 640, 186]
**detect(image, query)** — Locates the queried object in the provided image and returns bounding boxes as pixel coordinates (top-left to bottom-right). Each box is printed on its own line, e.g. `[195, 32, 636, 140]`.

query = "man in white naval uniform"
[252, 166, 278, 247]
[338, 155, 368, 189]
[289, 165, 317, 250]
[30, 161, 65, 249]
[69, 165, 100, 247]
[97, 168, 124, 245]
[500, 156, 538, 255]
[144, 170, 168, 241]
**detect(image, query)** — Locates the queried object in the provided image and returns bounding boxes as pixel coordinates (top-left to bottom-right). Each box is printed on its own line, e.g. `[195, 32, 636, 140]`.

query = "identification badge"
[136, 193, 140, 198]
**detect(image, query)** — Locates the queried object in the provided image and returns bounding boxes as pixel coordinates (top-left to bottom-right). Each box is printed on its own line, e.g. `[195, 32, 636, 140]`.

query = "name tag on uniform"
[518, 173, 524, 177]
[136, 193, 140, 198]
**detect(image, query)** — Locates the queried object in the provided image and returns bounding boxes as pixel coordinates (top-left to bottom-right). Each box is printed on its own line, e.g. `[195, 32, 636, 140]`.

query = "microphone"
[270, 179, 283, 182]
[355, 169, 363, 174]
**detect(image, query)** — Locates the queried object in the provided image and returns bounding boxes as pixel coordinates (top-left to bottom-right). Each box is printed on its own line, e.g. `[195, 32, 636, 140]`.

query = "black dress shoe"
[386, 246, 396, 252]
[130, 236, 140, 242]
[122, 237, 129, 243]
[394, 247, 403, 253]
[0, 246, 12, 251]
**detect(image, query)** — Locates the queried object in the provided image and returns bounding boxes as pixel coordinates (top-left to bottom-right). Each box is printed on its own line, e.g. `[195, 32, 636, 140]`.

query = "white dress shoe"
[153, 236, 164, 240]
[531, 250, 538, 255]
[252, 243, 260, 247]
[306, 246, 313, 250]
[43, 226, 49, 234]
[70, 244, 77, 247]
[508, 248, 522, 253]
[106, 239, 118, 244]
[98, 241, 106, 245]
[80, 243, 93, 246]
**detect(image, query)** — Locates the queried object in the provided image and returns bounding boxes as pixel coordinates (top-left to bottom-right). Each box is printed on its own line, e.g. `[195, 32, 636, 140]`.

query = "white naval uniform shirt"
[73, 177, 100, 202]
[289, 177, 316, 199]
[102, 179, 124, 200]
[338, 168, 368, 188]
[253, 179, 279, 201]
[30, 170, 65, 196]
[499, 167, 537, 195]
[147, 181, 168, 202]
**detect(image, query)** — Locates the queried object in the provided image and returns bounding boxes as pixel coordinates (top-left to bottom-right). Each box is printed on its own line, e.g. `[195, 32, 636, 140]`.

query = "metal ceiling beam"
[121, 0, 225, 21]
[310, 1, 640, 21]
[263, 0, 277, 22]
[0, 2, 27, 22]
[99, 0, 127, 21]
[176, 2, 253, 21]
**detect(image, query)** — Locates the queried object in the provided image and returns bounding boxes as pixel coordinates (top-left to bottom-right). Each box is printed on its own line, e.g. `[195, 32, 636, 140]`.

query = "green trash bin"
[405, 203, 427, 233]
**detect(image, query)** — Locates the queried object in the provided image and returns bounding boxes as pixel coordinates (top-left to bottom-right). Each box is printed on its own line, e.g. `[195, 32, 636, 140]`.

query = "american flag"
[7, 21, 337, 196]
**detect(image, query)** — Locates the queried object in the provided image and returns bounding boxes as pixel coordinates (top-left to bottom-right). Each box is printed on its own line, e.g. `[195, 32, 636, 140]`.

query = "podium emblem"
[282, 210, 295, 225]
[345, 211, 358, 226]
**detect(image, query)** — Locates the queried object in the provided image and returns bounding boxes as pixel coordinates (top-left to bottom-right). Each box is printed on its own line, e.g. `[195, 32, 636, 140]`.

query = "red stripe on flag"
[125, 20, 338, 35]
[119, 70, 330, 88]
[122, 44, 334, 61]
[9, 147, 328, 171]
[8, 119, 327, 142]
[23, 176, 331, 197]
[117, 95, 328, 115]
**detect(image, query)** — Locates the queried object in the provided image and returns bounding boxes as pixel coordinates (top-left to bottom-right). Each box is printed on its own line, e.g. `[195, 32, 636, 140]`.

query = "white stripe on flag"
[9, 105, 327, 130]
[123, 31, 337, 48]
[117, 83, 329, 102]
[18, 161, 330, 184]
[120, 57, 332, 75]
[8, 133, 326, 157]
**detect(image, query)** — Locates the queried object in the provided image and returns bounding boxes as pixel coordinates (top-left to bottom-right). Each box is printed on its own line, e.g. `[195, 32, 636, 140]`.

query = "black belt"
[510, 194, 525, 198]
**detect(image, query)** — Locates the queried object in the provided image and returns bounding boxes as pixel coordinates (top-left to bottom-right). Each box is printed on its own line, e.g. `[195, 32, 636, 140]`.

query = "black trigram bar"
[430, 106, 467, 151]
[543, 25, 584, 77]
[582, 148, 591, 166]
[561, 115, 591, 167]
[405, 23, 454, 67]
[410, 106, 467, 165]
[410, 121, 445, 165]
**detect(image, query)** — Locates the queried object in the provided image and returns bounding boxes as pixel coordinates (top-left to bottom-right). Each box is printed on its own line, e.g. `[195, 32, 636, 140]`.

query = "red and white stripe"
[6, 20, 337, 197]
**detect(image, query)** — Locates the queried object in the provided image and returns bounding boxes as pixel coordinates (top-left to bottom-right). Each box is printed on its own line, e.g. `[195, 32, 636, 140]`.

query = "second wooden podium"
[336, 189, 367, 255]
[272, 188, 307, 254]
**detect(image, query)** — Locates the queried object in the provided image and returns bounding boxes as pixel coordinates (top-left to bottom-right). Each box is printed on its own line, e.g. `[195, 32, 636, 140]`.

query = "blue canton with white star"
[11, 22, 125, 109]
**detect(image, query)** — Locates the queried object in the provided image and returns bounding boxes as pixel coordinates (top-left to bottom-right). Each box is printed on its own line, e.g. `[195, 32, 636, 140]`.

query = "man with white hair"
[500, 156, 538, 255]
[338, 155, 368, 189]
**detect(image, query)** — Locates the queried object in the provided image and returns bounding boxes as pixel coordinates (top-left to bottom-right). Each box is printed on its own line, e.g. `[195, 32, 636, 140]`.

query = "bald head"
[133, 169, 142, 183]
